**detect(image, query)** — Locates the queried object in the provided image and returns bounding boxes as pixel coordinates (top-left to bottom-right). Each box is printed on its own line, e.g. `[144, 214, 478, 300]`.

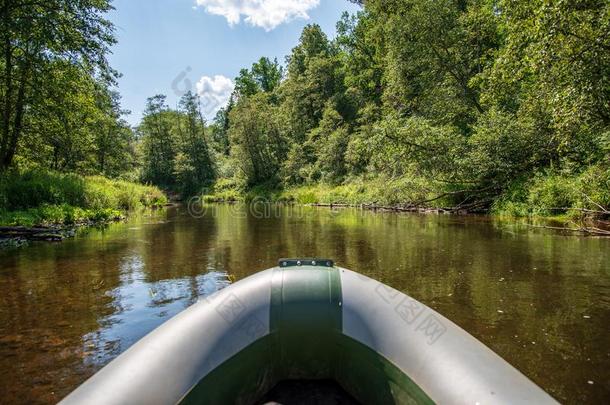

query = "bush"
[200, 178, 243, 202]
[466, 109, 547, 186]
[492, 165, 610, 218]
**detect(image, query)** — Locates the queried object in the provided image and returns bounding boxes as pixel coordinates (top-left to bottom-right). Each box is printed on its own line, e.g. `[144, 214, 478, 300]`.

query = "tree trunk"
[1, 34, 14, 170]
[2, 63, 28, 168]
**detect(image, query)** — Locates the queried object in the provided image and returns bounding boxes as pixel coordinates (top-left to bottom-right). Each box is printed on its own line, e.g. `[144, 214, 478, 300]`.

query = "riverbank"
[202, 178, 469, 207]
[0, 170, 167, 245]
[199, 171, 610, 235]
[202, 170, 609, 217]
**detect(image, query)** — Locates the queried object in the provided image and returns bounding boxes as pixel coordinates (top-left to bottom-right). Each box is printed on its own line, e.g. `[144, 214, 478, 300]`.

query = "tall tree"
[0, 0, 116, 170]
[234, 57, 284, 98]
[175, 91, 215, 196]
[93, 89, 136, 177]
[251, 57, 283, 93]
[280, 24, 342, 143]
[367, 0, 500, 131]
[482, 0, 610, 165]
[228, 94, 287, 187]
[139, 95, 178, 187]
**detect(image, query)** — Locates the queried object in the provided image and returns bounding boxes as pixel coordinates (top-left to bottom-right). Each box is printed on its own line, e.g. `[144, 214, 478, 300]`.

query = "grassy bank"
[0, 170, 167, 227]
[492, 166, 610, 220]
[202, 176, 449, 206]
[201, 168, 609, 222]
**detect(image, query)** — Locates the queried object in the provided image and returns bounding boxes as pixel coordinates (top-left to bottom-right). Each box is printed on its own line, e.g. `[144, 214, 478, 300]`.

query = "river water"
[0, 205, 608, 404]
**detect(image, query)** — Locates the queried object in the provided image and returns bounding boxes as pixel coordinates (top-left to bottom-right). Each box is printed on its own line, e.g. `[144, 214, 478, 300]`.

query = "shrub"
[492, 165, 609, 218]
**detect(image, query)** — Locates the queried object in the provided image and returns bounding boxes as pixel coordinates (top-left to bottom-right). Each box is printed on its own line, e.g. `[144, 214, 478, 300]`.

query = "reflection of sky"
[82, 254, 230, 366]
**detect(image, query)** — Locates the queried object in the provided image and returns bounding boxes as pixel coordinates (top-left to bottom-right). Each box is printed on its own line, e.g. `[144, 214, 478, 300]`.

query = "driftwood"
[307, 203, 454, 214]
[0, 226, 65, 241]
[306, 203, 610, 236]
[307, 198, 492, 214]
[1, 215, 123, 246]
[525, 223, 610, 236]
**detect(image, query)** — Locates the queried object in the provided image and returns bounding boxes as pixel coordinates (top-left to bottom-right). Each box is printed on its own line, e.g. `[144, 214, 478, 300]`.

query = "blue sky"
[107, 0, 361, 125]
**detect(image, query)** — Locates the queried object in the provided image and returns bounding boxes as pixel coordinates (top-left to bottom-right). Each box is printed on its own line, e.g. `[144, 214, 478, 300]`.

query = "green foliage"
[308, 107, 350, 183]
[235, 57, 284, 97]
[174, 92, 216, 196]
[210, 105, 232, 156]
[483, 0, 610, 125]
[15, 63, 137, 176]
[366, 115, 466, 179]
[0, 205, 122, 228]
[493, 165, 610, 218]
[367, 0, 500, 130]
[466, 109, 545, 186]
[139, 95, 179, 187]
[280, 24, 345, 144]
[278, 175, 448, 207]
[128, 1, 609, 219]
[9, 0, 604, 219]
[138, 92, 216, 196]
[251, 57, 284, 93]
[1, 170, 87, 210]
[228, 93, 288, 187]
[202, 178, 242, 202]
[0, 0, 120, 171]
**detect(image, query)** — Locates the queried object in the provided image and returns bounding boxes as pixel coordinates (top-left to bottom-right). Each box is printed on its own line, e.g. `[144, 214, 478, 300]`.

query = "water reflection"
[0, 205, 608, 404]
[83, 254, 230, 368]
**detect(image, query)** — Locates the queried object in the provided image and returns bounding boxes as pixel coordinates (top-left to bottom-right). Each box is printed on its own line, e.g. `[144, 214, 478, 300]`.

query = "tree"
[16, 62, 133, 176]
[139, 95, 178, 187]
[0, 0, 116, 170]
[366, 0, 500, 131]
[234, 57, 284, 98]
[286, 24, 332, 77]
[280, 25, 344, 144]
[336, 11, 384, 113]
[251, 57, 283, 93]
[482, 0, 610, 166]
[92, 90, 136, 177]
[234, 69, 260, 97]
[210, 104, 232, 156]
[228, 94, 287, 187]
[175, 91, 215, 196]
[311, 106, 350, 183]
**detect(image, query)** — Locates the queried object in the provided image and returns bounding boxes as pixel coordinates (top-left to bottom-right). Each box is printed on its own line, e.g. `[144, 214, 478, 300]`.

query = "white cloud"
[196, 75, 234, 118]
[195, 0, 320, 31]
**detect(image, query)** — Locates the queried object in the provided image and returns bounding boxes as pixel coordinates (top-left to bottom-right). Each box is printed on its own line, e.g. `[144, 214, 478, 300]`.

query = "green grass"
[201, 178, 242, 203]
[0, 205, 123, 227]
[201, 176, 453, 207]
[276, 177, 444, 206]
[0, 170, 167, 227]
[492, 165, 610, 219]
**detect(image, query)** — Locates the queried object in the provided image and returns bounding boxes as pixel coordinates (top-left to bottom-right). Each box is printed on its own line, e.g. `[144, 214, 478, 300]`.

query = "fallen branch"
[525, 223, 610, 236]
[546, 207, 610, 215]
[0, 226, 65, 241]
[582, 193, 609, 213]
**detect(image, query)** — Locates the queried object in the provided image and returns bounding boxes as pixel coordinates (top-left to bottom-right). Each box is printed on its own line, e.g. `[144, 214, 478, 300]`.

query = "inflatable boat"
[61, 259, 557, 404]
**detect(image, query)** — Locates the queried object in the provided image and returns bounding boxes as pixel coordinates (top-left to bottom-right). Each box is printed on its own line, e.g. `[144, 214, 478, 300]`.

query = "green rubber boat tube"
[60, 259, 557, 405]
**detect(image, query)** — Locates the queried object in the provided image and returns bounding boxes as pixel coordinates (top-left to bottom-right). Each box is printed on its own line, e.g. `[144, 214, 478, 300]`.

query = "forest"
[1, 0, 609, 226]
